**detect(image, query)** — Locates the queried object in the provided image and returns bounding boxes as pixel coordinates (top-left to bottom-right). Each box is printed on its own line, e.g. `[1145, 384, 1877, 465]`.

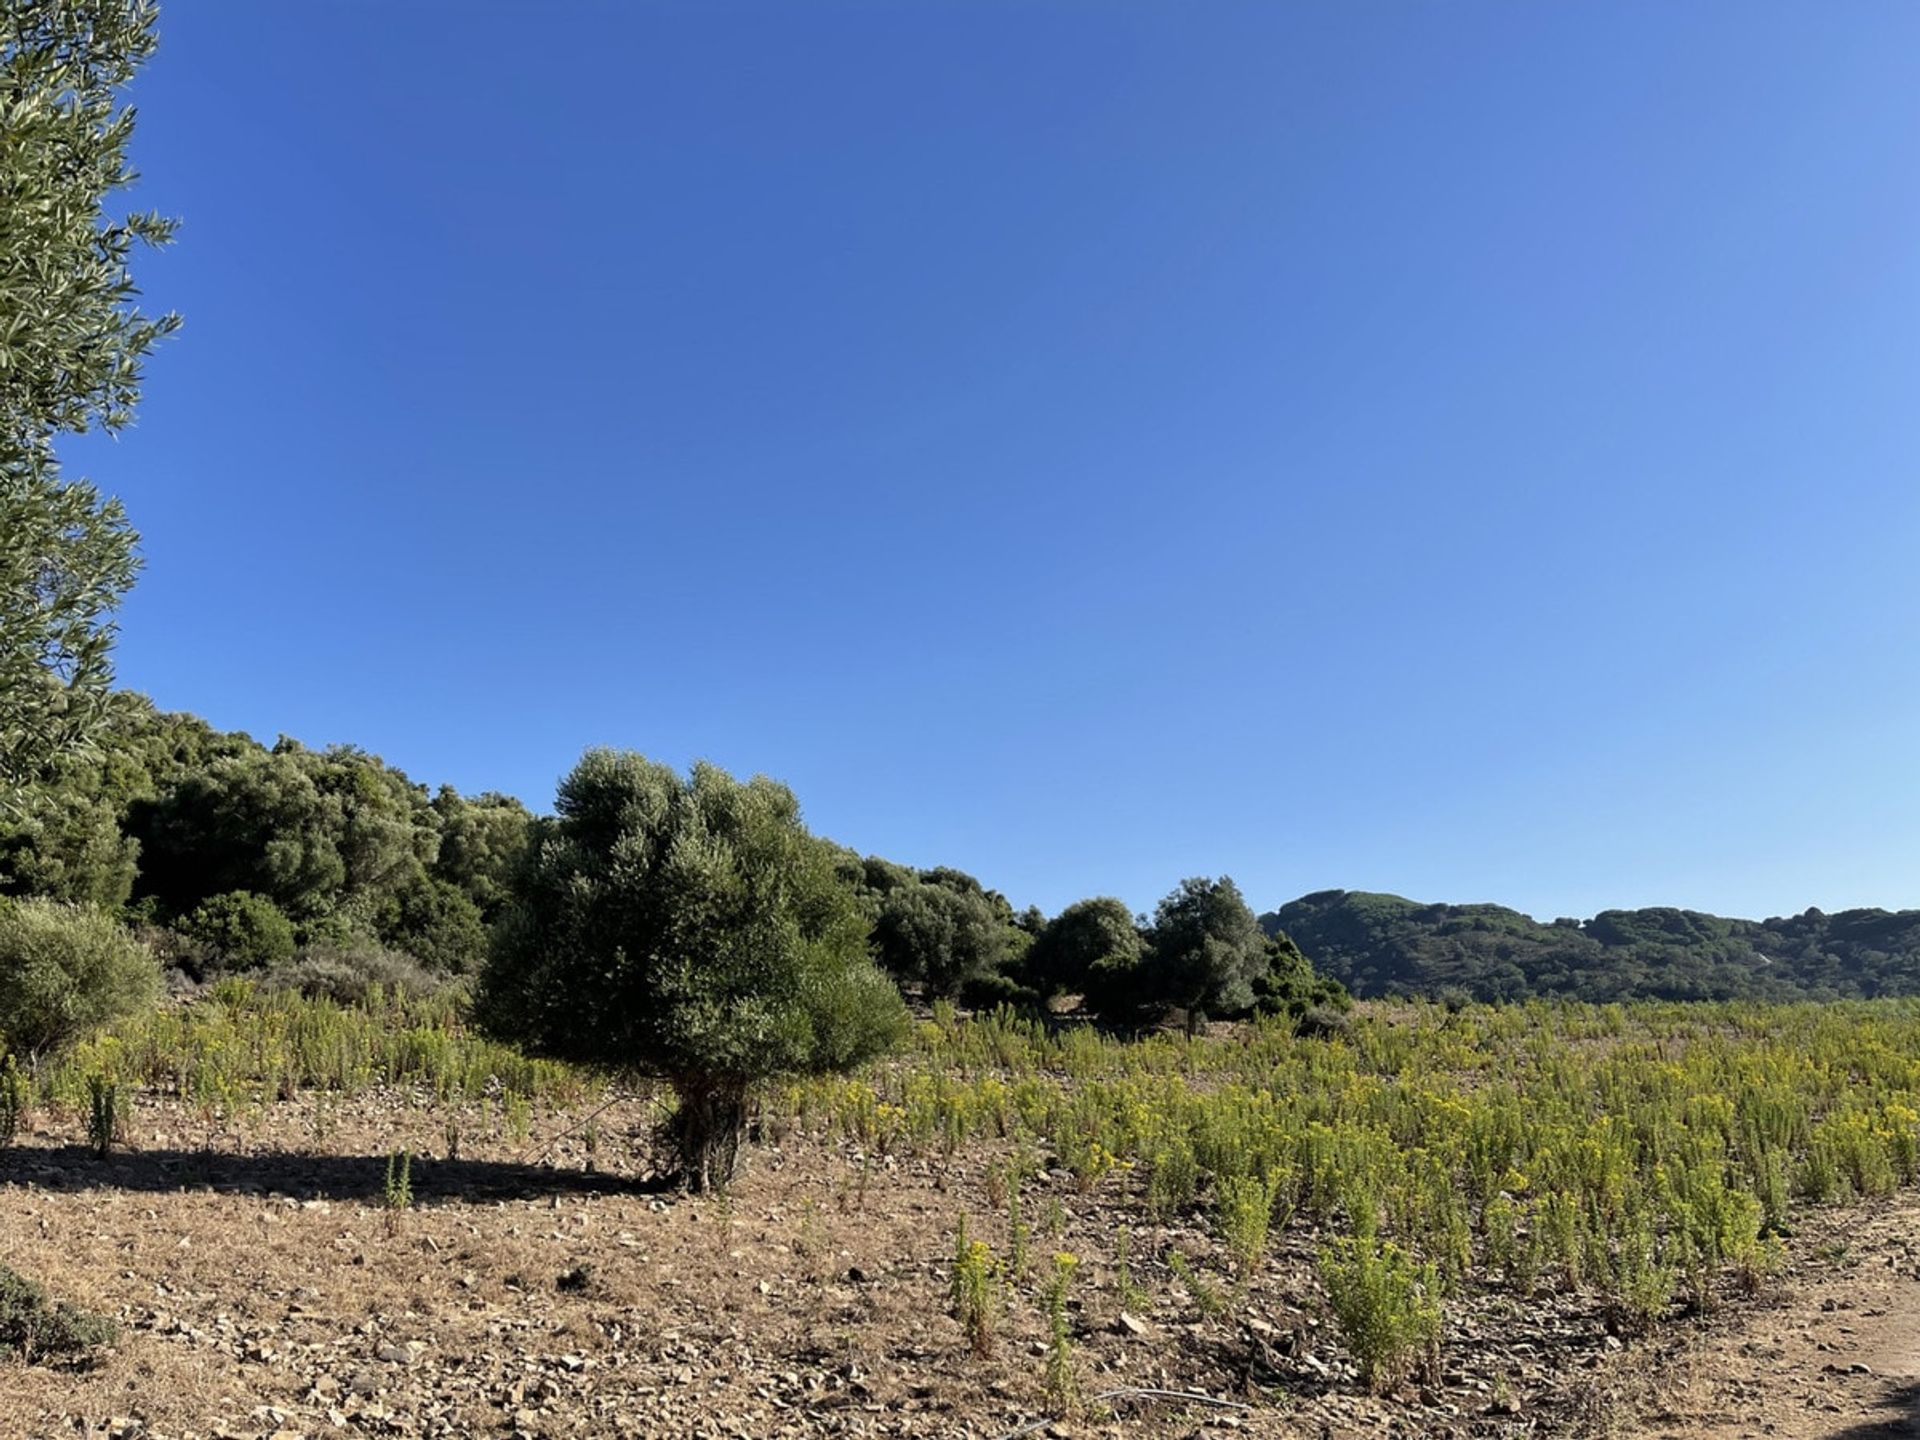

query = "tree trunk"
[670, 1077, 748, 1193]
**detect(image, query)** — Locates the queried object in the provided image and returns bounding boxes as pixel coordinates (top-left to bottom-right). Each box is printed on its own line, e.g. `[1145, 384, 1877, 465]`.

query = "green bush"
[1294, 1002, 1354, 1039]
[1215, 1170, 1285, 1278]
[263, 940, 446, 1006]
[0, 1054, 25, 1146]
[1024, 897, 1141, 1000]
[1606, 1217, 1675, 1335]
[179, 890, 296, 970]
[0, 1264, 116, 1363]
[1252, 930, 1351, 1022]
[1318, 1235, 1443, 1393]
[949, 1216, 997, 1357]
[84, 1070, 121, 1156]
[0, 898, 158, 1060]
[958, 968, 1044, 1014]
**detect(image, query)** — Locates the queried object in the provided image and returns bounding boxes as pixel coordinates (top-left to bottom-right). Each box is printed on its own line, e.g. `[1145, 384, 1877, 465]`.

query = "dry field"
[3, 998, 1920, 1436]
[3, 1078, 1917, 1440]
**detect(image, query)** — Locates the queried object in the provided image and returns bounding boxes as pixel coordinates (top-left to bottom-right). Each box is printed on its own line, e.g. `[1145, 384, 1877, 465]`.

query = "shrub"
[1605, 1218, 1674, 1336]
[958, 968, 1044, 1014]
[85, 1071, 121, 1156]
[373, 874, 489, 973]
[178, 890, 296, 971]
[1482, 1192, 1518, 1282]
[1167, 1249, 1224, 1319]
[1294, 1002, 1354, 1040]
[1144, 1133, 1201, 1219]
[0, 1264, 116, 1363]
[1080, 947, 1146, 1025]
[1042, 1251, 1079, 1413]
[0, 1054, 25, 1146]
[134, 920, 215, 984]
[949, 1216, 996, 1357]
[1006, 1174, 1030, 1278]
[263, 940, 446, 1006]
[1215, 1170, 1284, 1279]
[1025, 898, 1141, 1001]
[383, 1148, 413, 1233]
[0, 898, 158, 1060]
[1252, 930, 1351, 1022]
[1318, 1236, 1443, 1393]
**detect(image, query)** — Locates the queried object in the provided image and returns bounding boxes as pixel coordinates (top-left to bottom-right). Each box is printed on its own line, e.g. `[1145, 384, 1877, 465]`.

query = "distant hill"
[1261, 890, 1920, 1003]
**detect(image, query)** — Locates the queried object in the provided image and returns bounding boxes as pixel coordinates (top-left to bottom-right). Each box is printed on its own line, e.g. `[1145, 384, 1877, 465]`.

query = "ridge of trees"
[0, 695, 529, 977]
[13, 701, 1920, 1017]
[0, 696, 1346, 1032]
[1266, 889, 1920, 1004]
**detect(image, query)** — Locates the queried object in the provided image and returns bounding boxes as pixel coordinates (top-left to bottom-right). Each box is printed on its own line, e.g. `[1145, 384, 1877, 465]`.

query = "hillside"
[1263, 889, 1920, 1003]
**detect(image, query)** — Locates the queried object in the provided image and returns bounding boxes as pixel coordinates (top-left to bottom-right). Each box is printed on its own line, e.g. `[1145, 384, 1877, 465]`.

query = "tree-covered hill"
[1263, 890, 1920, 1003]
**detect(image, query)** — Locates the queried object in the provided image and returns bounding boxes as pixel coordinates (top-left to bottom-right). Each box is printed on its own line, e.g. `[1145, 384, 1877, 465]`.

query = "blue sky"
[69, 2, 1920, 922]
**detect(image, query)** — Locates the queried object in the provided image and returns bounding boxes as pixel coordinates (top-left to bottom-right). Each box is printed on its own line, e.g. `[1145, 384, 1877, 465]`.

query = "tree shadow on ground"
[1828, 1381, 1920, 1439]
[0, 1144, 675, 1205]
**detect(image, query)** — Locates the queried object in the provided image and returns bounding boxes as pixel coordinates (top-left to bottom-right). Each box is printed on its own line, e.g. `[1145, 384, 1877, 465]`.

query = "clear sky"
[67, 2, 1920, 923]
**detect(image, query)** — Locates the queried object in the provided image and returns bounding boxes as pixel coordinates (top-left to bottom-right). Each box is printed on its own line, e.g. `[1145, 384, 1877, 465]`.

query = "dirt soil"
[2, 1087, 1917, 1440]
[1616, 1193, 1920, 1440]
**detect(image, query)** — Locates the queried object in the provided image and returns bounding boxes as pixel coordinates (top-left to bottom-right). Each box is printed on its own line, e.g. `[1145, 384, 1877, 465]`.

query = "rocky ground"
[2, 1087, 1915, 1440]
[1612, 1192, 1920, 1440]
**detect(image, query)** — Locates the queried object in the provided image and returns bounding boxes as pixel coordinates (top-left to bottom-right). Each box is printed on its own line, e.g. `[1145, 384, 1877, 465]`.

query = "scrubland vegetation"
[791, 999, 1920, 1366]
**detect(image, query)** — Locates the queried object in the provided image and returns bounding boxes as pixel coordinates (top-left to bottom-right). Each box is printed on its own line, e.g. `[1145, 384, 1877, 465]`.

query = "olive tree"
[1, 0, 177, 792]
[477, 750, 906, 1191]
[1140, 876, 1269, 1035]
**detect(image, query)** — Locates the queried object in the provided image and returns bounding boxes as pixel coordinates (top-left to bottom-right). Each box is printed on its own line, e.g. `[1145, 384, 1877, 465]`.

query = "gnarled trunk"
[669, 1077, 748, 1193]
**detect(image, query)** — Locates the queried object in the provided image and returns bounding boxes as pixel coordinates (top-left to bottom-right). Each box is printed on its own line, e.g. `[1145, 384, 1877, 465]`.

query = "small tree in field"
[477, 750, 906, 1191]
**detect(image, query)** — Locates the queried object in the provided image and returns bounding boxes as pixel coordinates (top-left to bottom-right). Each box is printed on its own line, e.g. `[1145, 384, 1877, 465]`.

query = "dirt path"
[1625, 1195, 1920, 1440]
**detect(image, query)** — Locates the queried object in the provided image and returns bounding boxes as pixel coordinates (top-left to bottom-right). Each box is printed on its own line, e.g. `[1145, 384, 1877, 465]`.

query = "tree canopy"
[0, 701, 522, 978]
[476, 750, 906, 1190]
[1, 0, 177, 792]
[1024, 895, 1142, 1002]
[1138, 876, 1269, 1033]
